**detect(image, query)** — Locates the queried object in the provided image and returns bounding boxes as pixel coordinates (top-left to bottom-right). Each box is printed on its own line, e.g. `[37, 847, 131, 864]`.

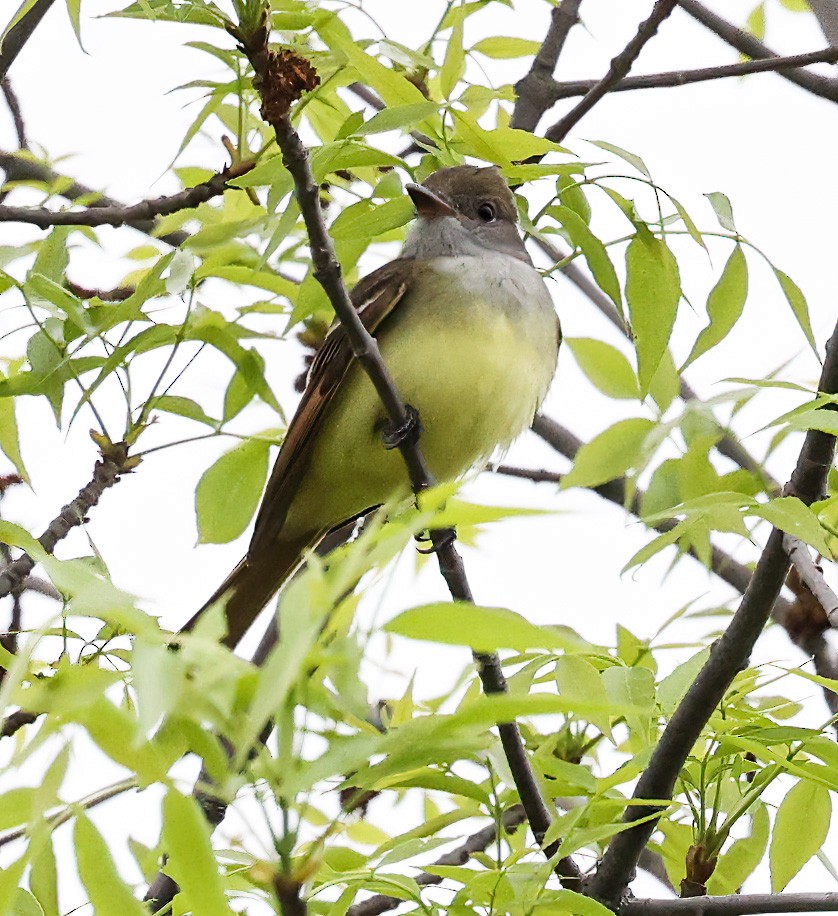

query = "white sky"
[2, 0, 838, 911]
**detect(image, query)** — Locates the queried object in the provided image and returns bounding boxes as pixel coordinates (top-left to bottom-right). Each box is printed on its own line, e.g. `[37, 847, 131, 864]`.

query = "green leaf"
[708, 802, 769, 895]
[152, 395, 217, 427]
[784, 407, 838, 436]
[29, 837, 58, 916]
[0, 387, 28, 481]
[589, 140, 651, 178]
[773, 265, 816, 354]
[548, 891, 614, 916]
[553, 205, 621, 307]
[752, 496, 830, 555]
[74, 815, 147, 915]
[603, 665, 655, 743]
[451, 110, 562, 166]
[705, 191, 737, 232]
[440, 7, 465, 99]
[566, 338, 638, 399]
[625, 227, 681, 394]
[472, 36, 541, 58]
[65, 0, 83, 47]
[195, 437, 270, 543]
[682, 244, 748, 370]
[561, 418, 656, 489]
[162, 790, 234, 915]
[555, 656, 612, 737]
[330, 197, 414, 240]
[770, 779, 831, 891]
[385, 602, 578, 653]
[355, 102, 440, 136]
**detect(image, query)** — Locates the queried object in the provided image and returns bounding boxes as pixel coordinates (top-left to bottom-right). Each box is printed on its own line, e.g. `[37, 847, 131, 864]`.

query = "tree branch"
[511, 0, 584, 132]
[783, 534, 838, 624]
[540, 47, 838, 102]
[0, 0, 57, 80]
[677, 0, 838, 103]
[0, 709, 40, 738]
[0, 150, 189, 246]
[0, 161, 253, 229]
[545, 0, 679, 143]
[623, 892, 838, 915]
[585, 318, 838, 909]
[0, 443, 133, 601]
[230, 20, 579, 887]
[1, 77, 26, 149]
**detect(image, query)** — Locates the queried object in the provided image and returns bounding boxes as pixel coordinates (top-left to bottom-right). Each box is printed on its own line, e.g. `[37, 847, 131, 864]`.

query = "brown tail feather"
[181, 533, 317, 648]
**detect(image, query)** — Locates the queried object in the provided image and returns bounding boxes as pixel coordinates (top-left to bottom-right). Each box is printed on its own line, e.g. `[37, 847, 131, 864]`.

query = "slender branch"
[783, 534, 838, 625]
[274, 876, 307, 916]
[623, 892, 838, 915]
[511, 0, 584, 132]
[0, 0, 57, 80]
[0, 150, 189, 246]
[0, 445, 132, 601]
[346, 806, 529, 916]
[0, 161, 253, 229]
[677, 0, 838, 102]
[65, 280, 135, 302]
[545, 0, 679, 143]
[809, 0, 838, 48]
[541, 47, 838, 102]
[0, 708, 40, 738]
[0, 778, 137, 849]
[231, 20, 579, 887]
[585, 319, 838, 908]
[1, 77, 26, 149]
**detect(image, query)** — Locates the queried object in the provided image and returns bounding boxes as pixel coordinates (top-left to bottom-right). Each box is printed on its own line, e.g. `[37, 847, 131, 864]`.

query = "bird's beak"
[406, 183, 457, 219]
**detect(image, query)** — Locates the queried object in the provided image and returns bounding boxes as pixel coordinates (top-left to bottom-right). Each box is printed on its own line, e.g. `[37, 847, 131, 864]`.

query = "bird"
[182, 165, 561, 648]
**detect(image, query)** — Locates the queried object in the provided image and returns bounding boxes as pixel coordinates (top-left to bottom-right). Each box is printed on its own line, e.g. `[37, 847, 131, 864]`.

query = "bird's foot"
[381, 404, 422, 450]
[416, 527, 457, 555]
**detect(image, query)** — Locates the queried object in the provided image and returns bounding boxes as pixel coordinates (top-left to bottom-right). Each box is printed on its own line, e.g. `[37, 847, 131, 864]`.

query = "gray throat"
[402, 216, 487, 260]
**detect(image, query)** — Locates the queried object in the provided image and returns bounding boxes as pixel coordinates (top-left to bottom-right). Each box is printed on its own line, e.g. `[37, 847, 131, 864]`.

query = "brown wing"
[247, 259, 412, 557]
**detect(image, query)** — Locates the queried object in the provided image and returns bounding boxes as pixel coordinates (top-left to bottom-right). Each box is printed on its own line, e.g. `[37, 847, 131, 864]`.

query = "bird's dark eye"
[477, 202, 496, 223]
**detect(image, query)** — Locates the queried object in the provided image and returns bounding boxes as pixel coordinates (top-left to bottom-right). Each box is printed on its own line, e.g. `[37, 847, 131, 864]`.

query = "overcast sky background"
[1, 0, 838, 911]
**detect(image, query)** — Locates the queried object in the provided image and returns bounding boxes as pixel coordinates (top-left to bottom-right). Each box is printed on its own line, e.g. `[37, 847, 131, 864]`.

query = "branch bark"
[783, 534, 838, 625]
[540, 47, 838, 102]
[511, 0, 584, 132]
[0, 444, 131, 601]
[546, 0, 679, 143]
[677, 0, 838, 102]
[623, 892, 838, 915]
[0, 161, 253, 229]
[585, 318, 838, 908]
[230, 21, 580, 887]
[0, 0, 57, 80]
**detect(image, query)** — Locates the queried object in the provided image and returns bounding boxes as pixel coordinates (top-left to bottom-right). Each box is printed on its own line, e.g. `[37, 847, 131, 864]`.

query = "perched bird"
[183, 165, 560, 647]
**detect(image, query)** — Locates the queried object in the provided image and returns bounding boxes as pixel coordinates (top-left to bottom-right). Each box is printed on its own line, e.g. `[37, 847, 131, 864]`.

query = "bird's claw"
[382, 404, 422, 450]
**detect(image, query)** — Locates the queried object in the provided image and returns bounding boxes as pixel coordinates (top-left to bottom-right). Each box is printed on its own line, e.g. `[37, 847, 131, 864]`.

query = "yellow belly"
[282, 255, 559, 538]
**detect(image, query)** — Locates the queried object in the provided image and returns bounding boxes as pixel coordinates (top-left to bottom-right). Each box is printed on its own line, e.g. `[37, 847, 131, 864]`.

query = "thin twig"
[585, 318, 838, 909]
[511, 0, 583, 132]
[65, 280, 135, 302]
[0, 778, 137, 849]
[541, 47, 838, 102]
[345, 806, 529, 916]
[1, 77, 26, 149]
[782, 534, 838, 625]
[0, 150, 189, 247]
[0, 161, 253, 229]
[0, 709, 40, 738]
[0, 446, 131, 601]
[677, 0, 838, 102]
[0, 0, 57, 80]
[623, 892, 838, 915]
[546, 0, 679, 143]
[234, 23, 579, 887]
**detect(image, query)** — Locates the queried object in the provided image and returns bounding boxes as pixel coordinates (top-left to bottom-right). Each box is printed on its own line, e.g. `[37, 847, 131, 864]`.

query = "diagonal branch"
[0, 443, 133, 601]
[541, 47, 838, 102]
[677, 0, 838, 103]
[545, 0, 679, 143]
[0, 161, 253, 230]
[0, 0, 58, 80]
[511, 0, 584, 132]
[783, 534, 838, 626]
[231, 19, 580, 887]
[585, 317, 838, 909]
